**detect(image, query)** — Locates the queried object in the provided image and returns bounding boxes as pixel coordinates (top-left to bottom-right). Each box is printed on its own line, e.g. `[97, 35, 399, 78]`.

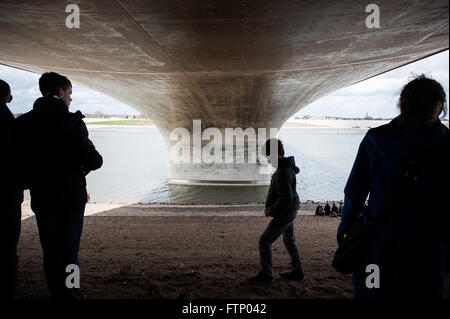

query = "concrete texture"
[0, 0, 448, 184]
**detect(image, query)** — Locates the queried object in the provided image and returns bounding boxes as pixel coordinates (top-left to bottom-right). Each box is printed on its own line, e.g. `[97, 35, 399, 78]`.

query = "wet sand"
[15, 204, 448, 299]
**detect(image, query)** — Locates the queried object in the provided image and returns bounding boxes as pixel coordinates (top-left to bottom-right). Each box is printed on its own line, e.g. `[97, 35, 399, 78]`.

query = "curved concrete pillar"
[159, 124, 276, 185]
[0, 0, 448, 185]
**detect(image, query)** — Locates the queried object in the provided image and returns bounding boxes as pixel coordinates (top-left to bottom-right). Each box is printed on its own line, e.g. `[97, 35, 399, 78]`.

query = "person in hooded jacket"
[338, 75, 449, 299]
[9, 72, 103, 298]
[248, 138, 304, 284]
[331, 202, 339, 217]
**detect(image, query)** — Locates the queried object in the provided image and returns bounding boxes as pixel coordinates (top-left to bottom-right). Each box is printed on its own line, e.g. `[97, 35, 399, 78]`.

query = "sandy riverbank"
[16, 204, 355, 299]
[15, 204, 449, 299]
[20, 200, 124, 221]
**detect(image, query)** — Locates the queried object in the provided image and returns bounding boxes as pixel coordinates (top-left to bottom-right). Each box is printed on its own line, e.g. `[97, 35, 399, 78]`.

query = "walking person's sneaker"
[279, 270, 304, 282]
[247, 272, 273, 285]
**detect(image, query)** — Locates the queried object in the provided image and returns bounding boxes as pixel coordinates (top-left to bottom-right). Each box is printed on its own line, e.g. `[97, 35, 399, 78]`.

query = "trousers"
[259, 210, 303, 277]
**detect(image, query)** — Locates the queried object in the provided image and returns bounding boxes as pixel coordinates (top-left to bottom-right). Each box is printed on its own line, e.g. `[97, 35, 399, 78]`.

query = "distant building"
[364, 112, 374, 120]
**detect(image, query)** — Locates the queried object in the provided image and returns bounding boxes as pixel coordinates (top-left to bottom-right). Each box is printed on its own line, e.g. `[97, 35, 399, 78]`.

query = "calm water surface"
[66, 126, 368, 205]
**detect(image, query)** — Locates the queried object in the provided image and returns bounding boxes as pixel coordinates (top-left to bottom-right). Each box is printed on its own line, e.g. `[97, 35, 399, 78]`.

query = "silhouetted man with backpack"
[10, 72, 103, 298]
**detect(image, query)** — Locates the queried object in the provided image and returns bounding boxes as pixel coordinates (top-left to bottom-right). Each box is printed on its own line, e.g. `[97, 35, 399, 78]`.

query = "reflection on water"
[80, 126, 367, 204]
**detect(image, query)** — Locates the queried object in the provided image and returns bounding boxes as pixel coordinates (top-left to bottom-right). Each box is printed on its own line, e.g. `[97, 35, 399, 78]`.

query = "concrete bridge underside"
[0, 0, 448, 185]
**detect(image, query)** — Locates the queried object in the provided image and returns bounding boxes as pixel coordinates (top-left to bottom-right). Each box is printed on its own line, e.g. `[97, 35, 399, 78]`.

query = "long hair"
[398, 74, 447, 129]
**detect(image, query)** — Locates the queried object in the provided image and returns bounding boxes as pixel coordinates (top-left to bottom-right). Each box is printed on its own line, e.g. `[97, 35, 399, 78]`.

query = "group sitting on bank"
[315, 202, 343, 217]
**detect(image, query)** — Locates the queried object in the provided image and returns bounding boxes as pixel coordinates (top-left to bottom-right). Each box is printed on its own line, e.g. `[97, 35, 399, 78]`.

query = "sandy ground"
[15, 204, 448, 299]
[15, 204, 355, 299]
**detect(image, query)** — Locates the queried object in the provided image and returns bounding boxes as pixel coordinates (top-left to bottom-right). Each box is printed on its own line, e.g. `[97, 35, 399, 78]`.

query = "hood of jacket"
[33, 96, 69, 118]
[31, 96, 85, 129]
[278, 156, 300, 174]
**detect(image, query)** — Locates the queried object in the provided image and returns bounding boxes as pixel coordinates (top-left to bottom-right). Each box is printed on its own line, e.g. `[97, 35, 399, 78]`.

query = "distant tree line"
[83, 111, 146, 119]
[14, 110, 146, 119]
[295, 115, 393, 121]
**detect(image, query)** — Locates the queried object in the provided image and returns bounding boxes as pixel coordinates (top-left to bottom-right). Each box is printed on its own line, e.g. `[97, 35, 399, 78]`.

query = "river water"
[76, 126, 367, 205]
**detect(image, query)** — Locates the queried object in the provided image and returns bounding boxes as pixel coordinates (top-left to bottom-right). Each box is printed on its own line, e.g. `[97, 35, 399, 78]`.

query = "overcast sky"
[296, 50, 449, 120]
[0, 50, 448, 119]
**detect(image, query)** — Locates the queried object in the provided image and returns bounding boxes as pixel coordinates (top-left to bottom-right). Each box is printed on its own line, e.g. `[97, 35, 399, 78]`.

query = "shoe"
[247, 272, 273, 285]
[279, 271, 304, 282]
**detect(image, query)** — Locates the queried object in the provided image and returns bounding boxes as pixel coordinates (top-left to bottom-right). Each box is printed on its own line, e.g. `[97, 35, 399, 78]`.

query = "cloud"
[0, 65, 139, 115]
[296, 50, 449, 119]
[338, 77, 406, 96]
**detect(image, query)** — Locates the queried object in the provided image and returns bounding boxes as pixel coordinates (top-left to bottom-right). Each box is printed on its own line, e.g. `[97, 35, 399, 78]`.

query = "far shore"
[85, 117, 450, 129]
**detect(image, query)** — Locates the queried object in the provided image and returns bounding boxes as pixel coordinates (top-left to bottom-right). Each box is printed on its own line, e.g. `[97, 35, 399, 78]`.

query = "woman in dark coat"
[338, 75, 449, 299]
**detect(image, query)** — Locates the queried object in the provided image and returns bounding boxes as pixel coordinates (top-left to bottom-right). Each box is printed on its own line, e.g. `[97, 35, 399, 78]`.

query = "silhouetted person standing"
[0, 79, 23, 298]
[338, 75, 449, 299]
[10, 72, 103, 298]
[248, 139, 304, 284]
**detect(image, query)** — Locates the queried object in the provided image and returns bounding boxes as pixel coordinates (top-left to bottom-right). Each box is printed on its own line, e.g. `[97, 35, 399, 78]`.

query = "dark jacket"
[0, 103, 14, 149]
[10, 96, 103, 215]
[324, 203, 331, 215]
[339, 117, 449, 299]
[0, 103, 14, 183]
[0, 103, 23, 204]
[265, 156, 300, 218]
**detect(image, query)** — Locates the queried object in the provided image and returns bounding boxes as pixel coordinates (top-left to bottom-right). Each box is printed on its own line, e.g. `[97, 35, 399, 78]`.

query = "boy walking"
[248, 138, 304, 284]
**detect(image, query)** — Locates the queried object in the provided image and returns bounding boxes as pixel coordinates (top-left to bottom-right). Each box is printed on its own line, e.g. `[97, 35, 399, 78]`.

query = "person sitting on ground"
[248, 138, 304, 284]
[338, 202, 343, 217]
[315, 203, 324, 216]
[324, 202, 331, 216]
[331, 202, 339, 217]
